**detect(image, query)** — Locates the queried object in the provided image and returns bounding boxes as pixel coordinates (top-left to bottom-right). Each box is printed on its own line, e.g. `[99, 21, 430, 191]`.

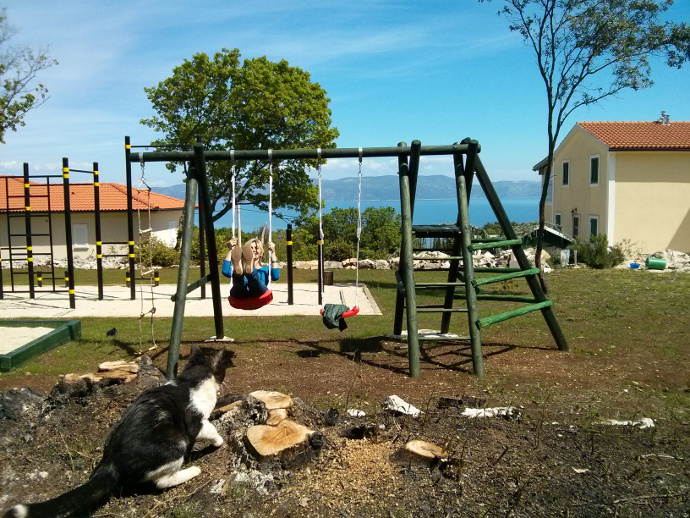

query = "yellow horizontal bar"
[63, 173, 69, 179]
[27, 258, 33, 262]
[94, 182, 100, 186]
[26, 246, 32, 251]
[128, 241, 135, 246]
[129, 253, 135, 258]
[286, 241, 293, 245]
[69, 289, 75, 294]
[125, 144, 131, 149]
[96, 241, 102, 246]
[24, 183, 30, 188]
[26, 206, 31, 211]
[97, 254, 102, 259]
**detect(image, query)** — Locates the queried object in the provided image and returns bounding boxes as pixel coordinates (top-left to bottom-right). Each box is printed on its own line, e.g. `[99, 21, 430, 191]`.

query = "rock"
[383, 395, 422, 417]
[0, 388, 44, 421]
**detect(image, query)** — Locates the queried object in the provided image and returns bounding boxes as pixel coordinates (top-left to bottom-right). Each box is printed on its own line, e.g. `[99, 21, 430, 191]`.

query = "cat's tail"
[3, 462, 118, 518]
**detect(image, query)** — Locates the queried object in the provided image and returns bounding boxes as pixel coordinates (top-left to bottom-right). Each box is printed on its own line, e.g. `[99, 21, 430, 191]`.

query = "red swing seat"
[228, 289, 273, 310]
[320, 306, 360, 318]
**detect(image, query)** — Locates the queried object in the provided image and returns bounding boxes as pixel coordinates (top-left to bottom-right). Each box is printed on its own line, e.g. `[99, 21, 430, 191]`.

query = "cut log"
[246, 420, 313, 457]
[405, 440, 447, 460]
[250, 390, 293, 410]
[266, 408, 288, 425]
[98, 360, 139, 373]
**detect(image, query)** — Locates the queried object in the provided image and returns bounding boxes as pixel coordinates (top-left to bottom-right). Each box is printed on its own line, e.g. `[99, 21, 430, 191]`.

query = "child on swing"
[222, 237, 279, 299]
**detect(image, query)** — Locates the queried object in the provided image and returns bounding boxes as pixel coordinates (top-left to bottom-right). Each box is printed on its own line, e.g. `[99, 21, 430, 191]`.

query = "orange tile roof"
[578, 121, 690, 151]
[0, 179, 186, 213]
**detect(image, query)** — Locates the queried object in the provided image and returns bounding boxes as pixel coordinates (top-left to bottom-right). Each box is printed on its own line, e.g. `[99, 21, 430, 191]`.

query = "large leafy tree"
[484, 0, 690, 289]
[141, 48, 339, 222]
[0, 7, 57, 143]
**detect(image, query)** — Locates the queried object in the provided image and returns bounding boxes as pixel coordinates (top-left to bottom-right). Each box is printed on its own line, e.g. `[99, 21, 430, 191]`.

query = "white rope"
[136, 154, 157, 351]
[267, 149, 273, 289]
[355, 147, 363, 308]
[230, 151, 236, 240]
[317, 148, 324, 309]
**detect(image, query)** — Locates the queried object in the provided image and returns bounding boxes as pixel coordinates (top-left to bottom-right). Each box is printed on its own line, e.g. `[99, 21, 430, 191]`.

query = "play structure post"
[457, 175, 484, 377]
[193, 143, 225, 339]
[167, 166, 198, 379]
[398, 142, 420, 378]
[93, 162, 104, 300]
[23, 163, 35, 300]
[62, 159, 76, 309]
[124, 137, 136, 300]
[287, 223, 294, 305]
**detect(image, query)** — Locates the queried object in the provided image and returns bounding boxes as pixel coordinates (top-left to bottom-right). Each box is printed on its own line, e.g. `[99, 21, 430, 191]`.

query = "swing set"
[126, 137, 568, 380]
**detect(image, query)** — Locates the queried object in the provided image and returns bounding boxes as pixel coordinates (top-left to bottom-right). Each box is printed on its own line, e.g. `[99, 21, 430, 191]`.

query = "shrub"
[135, 236, 179, 267]
[570, 234, 625, 269]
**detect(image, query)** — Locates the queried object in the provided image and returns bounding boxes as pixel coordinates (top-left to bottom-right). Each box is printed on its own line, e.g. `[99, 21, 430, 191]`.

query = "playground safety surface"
[0, 282, 381, 319]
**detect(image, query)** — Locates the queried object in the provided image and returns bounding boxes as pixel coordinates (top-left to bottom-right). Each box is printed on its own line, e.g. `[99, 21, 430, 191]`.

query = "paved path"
[0, 283, 381, 319]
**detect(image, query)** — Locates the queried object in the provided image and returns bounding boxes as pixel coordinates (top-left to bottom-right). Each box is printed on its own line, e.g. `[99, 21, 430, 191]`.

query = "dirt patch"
[1, 339, 688, 517]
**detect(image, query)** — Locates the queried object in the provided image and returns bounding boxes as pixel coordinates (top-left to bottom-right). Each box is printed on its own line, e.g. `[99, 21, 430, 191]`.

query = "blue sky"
[1, 1, 689, 187]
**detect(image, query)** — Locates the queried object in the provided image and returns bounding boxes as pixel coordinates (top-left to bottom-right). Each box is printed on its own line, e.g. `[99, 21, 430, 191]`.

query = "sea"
[211, 198, 540, 232]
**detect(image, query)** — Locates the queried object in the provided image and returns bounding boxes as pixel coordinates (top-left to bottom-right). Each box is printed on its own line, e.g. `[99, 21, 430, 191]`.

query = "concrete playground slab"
[0, 283, 381, 319]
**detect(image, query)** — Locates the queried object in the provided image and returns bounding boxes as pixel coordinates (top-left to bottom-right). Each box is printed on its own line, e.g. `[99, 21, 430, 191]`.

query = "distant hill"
[154, 176, 540, 202]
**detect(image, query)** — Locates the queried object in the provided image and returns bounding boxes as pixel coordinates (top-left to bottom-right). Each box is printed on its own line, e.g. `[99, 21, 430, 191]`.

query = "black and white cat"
[4, 345, 233, 518]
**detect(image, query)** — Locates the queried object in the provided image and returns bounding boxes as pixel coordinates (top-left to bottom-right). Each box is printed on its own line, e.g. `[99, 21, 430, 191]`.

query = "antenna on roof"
[658, 111, 670, 125]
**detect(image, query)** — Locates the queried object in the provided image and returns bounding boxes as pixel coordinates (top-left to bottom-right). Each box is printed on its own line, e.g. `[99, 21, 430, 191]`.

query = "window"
[73, 223, 88, 250]
[590, 155, 600, 184]
[554, 213, 562, 229]
[562, 161, 570, 186]
[589, 216, 599, 238]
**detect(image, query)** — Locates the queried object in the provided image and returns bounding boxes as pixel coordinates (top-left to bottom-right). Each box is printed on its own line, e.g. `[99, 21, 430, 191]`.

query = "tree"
[0, 7, 57, 143]
[141, 48, 339, 222]
[484, 0, 690, 290]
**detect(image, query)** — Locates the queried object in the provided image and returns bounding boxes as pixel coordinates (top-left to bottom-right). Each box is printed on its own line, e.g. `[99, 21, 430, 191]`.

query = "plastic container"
[630, 262, 640, 269]
[645, 257, 666, 270]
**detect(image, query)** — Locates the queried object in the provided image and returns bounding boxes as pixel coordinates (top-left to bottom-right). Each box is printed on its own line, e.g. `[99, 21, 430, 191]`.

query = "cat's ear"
[190, 344, 202, 357]
[212, 348, 234, 369]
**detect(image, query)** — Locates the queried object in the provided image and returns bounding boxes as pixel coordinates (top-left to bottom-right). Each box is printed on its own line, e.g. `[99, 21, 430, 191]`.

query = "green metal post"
[167, 167, 198, 379]
[398, 142, 420, 378]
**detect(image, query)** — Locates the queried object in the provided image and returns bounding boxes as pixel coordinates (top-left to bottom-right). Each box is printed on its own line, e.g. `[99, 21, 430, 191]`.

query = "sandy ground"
[0, 282, 380, 319]
[0, 327, 56, 354]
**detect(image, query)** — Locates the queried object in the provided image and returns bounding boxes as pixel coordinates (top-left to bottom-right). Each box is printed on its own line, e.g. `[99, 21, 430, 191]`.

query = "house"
[534, 114, 690, 253]
[0, 177, 187, 262]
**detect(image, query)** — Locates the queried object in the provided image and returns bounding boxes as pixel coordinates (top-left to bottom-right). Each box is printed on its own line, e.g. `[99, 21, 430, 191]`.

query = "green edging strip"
[0, 320, 82, 371]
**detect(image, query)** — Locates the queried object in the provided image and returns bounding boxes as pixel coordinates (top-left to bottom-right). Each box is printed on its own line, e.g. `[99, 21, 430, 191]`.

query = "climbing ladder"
[393, 139, 568, 378]
[0, 164, 76, 308]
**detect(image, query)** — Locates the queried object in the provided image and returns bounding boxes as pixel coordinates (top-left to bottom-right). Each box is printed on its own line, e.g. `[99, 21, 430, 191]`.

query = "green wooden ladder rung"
[468, 238, 522, 251]
[477, 300, 553, 329]
[416, 281, 466, 288]
[473, 267, 523, 273]
[419, 335, 471, 342]
[472, 267, 540, 287]
[455, 293, 539, 303]
[417, 307, 469, 314]
[412, 224, 462, 238]
[413, 255, 463, 261]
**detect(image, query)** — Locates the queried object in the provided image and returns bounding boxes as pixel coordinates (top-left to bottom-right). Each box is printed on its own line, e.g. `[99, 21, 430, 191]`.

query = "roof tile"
[0, 180, 186, 212]
[578, 121, 690, 150]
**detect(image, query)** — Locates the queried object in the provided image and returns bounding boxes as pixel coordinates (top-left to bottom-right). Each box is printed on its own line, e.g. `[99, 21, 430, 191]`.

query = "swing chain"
[136, 155, 157, 351]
